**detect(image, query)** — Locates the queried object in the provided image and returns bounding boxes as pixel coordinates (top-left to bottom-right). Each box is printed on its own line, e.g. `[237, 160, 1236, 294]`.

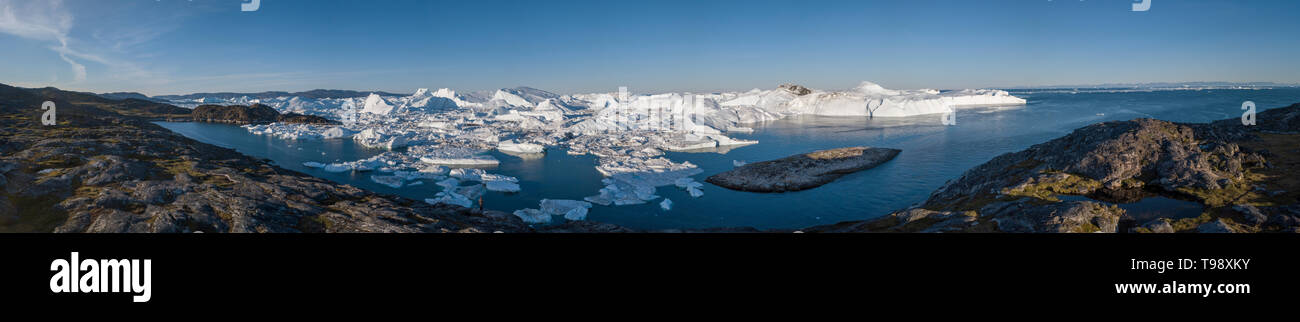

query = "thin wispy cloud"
[0, 0, 160, 86]
[0, 0, 82, 81]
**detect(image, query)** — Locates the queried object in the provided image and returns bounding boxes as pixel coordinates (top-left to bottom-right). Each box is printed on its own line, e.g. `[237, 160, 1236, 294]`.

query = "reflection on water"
[158, 88, 1300, 230]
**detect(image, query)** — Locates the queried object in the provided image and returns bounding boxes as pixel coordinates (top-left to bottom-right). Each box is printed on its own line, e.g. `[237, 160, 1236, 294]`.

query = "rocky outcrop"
[809, 103, 1300, 233]
[779, 84, 812, 96]
[276, 112, 339, 125]
[192, 104, 280, 124]
[191, 104, 337, 125]
[706, 147, 900, 192]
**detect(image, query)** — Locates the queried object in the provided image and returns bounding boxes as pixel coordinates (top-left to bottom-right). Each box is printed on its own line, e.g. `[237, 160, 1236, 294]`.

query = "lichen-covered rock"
[805, 103, 1300, 233]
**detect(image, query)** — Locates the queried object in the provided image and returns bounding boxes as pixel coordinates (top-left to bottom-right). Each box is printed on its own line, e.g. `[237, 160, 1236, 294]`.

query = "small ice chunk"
[406, 181, 425, 187]
[449, 168, 485, 181]
[733, 160, 747, 167]
[479, 173, 518, 183]
[455, 184, 486, 201]
[425, 192, 473, 208]
[660, 198, 673, 211]
[498, 140, 545, 154]
[370, 175, 405, 188]
[302, 162, 325, 168]
[321, 127, 353, 139]
[688, 186, 704, 198]
[486, 181, 521, 192]
[513, 208, 551, 224]
[435, 178, 460, 190]
[540, 199, 593, 216]
[563, 207, 588, 221]
[419, 165, 449, 176]
[323, 163, 352, 173]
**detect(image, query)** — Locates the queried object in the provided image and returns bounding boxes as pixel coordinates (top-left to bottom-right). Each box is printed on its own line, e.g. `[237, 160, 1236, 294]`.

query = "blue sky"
[1, 0, 1297, 95]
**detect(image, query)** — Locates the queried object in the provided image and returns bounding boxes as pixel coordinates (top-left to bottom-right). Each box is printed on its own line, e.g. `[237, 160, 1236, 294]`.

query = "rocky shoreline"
[807, 103, 1300, 233]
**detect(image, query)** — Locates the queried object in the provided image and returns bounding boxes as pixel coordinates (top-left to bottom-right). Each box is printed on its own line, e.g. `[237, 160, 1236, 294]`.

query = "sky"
[0, 0, 1297, 96]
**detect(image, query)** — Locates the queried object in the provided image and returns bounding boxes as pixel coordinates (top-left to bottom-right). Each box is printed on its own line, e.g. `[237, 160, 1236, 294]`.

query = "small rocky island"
[706, 146, 901, 192]
[192, 103, 337, 125]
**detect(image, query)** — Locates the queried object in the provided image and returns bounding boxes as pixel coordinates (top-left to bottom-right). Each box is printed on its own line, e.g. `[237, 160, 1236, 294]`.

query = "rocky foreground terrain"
[808, 103, 1300, 233]
[706, 146, 900, 192]
[0, 84, 598, 233]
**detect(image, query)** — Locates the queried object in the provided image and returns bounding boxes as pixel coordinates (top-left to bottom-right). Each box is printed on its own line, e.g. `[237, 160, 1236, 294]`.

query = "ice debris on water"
[223, 83, 1024, 212]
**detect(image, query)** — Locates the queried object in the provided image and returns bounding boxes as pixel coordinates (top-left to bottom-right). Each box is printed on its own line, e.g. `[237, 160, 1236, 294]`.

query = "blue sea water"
[158, 88, 1300, 230]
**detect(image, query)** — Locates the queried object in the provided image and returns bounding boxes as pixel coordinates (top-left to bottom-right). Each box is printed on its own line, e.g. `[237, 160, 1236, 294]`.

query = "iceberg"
[512, 209, 551, 224]
[361, 93, 395, 115]
[660, 198, 673, 211]
[426, 192, 473, 208]
[485, 181, 521, 192]
[449, 168, 485, 181]
[541, 199, 592, 214]
[497, 140, 545, 154]
[322, 127, 353, 139]
[435, 178, 460, 191]
[563, 207, 588, 221]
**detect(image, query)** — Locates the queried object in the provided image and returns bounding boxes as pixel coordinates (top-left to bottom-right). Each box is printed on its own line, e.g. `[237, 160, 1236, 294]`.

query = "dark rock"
[192, 104, 280, 124]
[1197, 219, 1238, 233]
[779, 84, 812, 96]
[277, 113, 339, 125]
[983, 199, 1123, 233]
[1230, 205, 1268, 225]
[706, 146, 900, 192]
[1137, 219, 1175, 233]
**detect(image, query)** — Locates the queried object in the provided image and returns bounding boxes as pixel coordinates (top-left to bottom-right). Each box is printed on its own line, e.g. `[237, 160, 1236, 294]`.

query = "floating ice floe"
[539, 199, 592, 221]
[485, 181, 521, 192]
[497, 140, 545, 154]
[674, 177, 705, 198]
[415, 146, 500, 166]
[322, 127, 354, 139]
[660, 198, 673, 211]
[512, 209, 551, 224]
[370, 175, 405, 188]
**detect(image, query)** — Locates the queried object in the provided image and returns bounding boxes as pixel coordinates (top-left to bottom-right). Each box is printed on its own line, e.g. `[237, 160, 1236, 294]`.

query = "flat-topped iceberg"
[723, 82, 1026, 118]
[497, 140, 544, 154]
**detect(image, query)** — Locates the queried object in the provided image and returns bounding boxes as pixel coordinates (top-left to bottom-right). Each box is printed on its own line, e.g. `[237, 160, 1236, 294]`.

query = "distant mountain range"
[1004, 81, 1298, 90]
[91, 89, 408, 102]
